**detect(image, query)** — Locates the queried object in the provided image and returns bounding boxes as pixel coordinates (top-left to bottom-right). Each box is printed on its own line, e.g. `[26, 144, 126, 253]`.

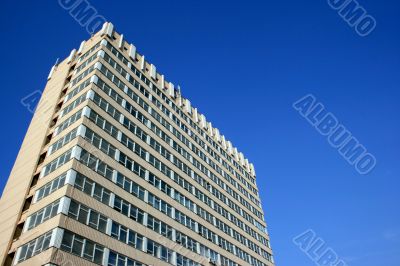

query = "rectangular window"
[17, 231, 53, 263]
[43, 149, 73, 177]
[27, 199, 60, 230]
[68, 200, 108, 234]
[60, 230, 104, 264]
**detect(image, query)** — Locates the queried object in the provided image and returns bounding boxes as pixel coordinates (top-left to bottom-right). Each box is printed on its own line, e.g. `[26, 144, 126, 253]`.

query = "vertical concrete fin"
[129, 44, 136, 60]
[67, 49, 77, 64]
[150, 64, 157, 79]
[118, 34, 124, 48]
[77, 41, 86, 54]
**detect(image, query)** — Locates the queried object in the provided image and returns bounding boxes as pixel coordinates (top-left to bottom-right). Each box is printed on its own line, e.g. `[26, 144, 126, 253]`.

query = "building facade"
[0, 22, 274, 266]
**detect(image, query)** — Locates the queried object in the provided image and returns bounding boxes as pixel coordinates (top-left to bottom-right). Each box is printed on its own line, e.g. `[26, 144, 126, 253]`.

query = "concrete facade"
[0, 22, 274, 266]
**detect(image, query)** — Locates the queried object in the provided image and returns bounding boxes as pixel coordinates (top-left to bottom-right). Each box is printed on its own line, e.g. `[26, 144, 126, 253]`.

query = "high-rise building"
[0, 22, 274, 266]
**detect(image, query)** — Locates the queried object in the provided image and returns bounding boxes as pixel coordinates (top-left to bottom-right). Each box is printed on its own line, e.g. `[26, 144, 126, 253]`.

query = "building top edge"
[59, 21, 258, 179]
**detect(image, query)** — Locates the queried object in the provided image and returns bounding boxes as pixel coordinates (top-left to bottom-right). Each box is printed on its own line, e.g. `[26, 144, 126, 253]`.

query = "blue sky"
[0, 0, 399, 265]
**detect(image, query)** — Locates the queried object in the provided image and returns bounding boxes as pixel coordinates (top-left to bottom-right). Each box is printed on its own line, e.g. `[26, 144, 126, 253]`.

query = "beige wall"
[0, 59, 71, 264]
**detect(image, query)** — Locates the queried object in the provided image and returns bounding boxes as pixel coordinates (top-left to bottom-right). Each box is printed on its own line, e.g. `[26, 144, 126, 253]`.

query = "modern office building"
[0, 22, 274, 266]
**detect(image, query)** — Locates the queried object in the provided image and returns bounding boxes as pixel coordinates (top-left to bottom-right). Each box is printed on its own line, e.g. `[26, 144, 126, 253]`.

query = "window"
[147, 215, 161, 233]
[27, 199, 60, 230]
[70, 65, 95, 87]
[176, 231, 197, 253]
[176, 253, 200, 266]
[128, 230, 143, 250]
[129, 205, 144, 224]
[48, 128, 79, 155]
[160, 222, 173, 240]
[17, 231, 52, 263]
[55, 109, 83, 135]
[64, 77, 91, 103]
[111, 222, 144, 250]
[60, 94, 87, 118]
[68, 200, 107, 233]
[146, 240, 159, 257]
[107, 251, 143, 266]
[113, 196, 130, 216]
[175, 210, 196, 231]
[74, 173, 111, 205]
[43, 149, 73, 176]
[61, 230, 104, 264]
[84, 128, 116, 158]
[35, 173, 66, 202]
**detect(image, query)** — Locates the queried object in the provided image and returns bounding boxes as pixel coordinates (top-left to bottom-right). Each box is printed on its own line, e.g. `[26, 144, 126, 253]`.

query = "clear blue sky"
[0, 1, 399, 265]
